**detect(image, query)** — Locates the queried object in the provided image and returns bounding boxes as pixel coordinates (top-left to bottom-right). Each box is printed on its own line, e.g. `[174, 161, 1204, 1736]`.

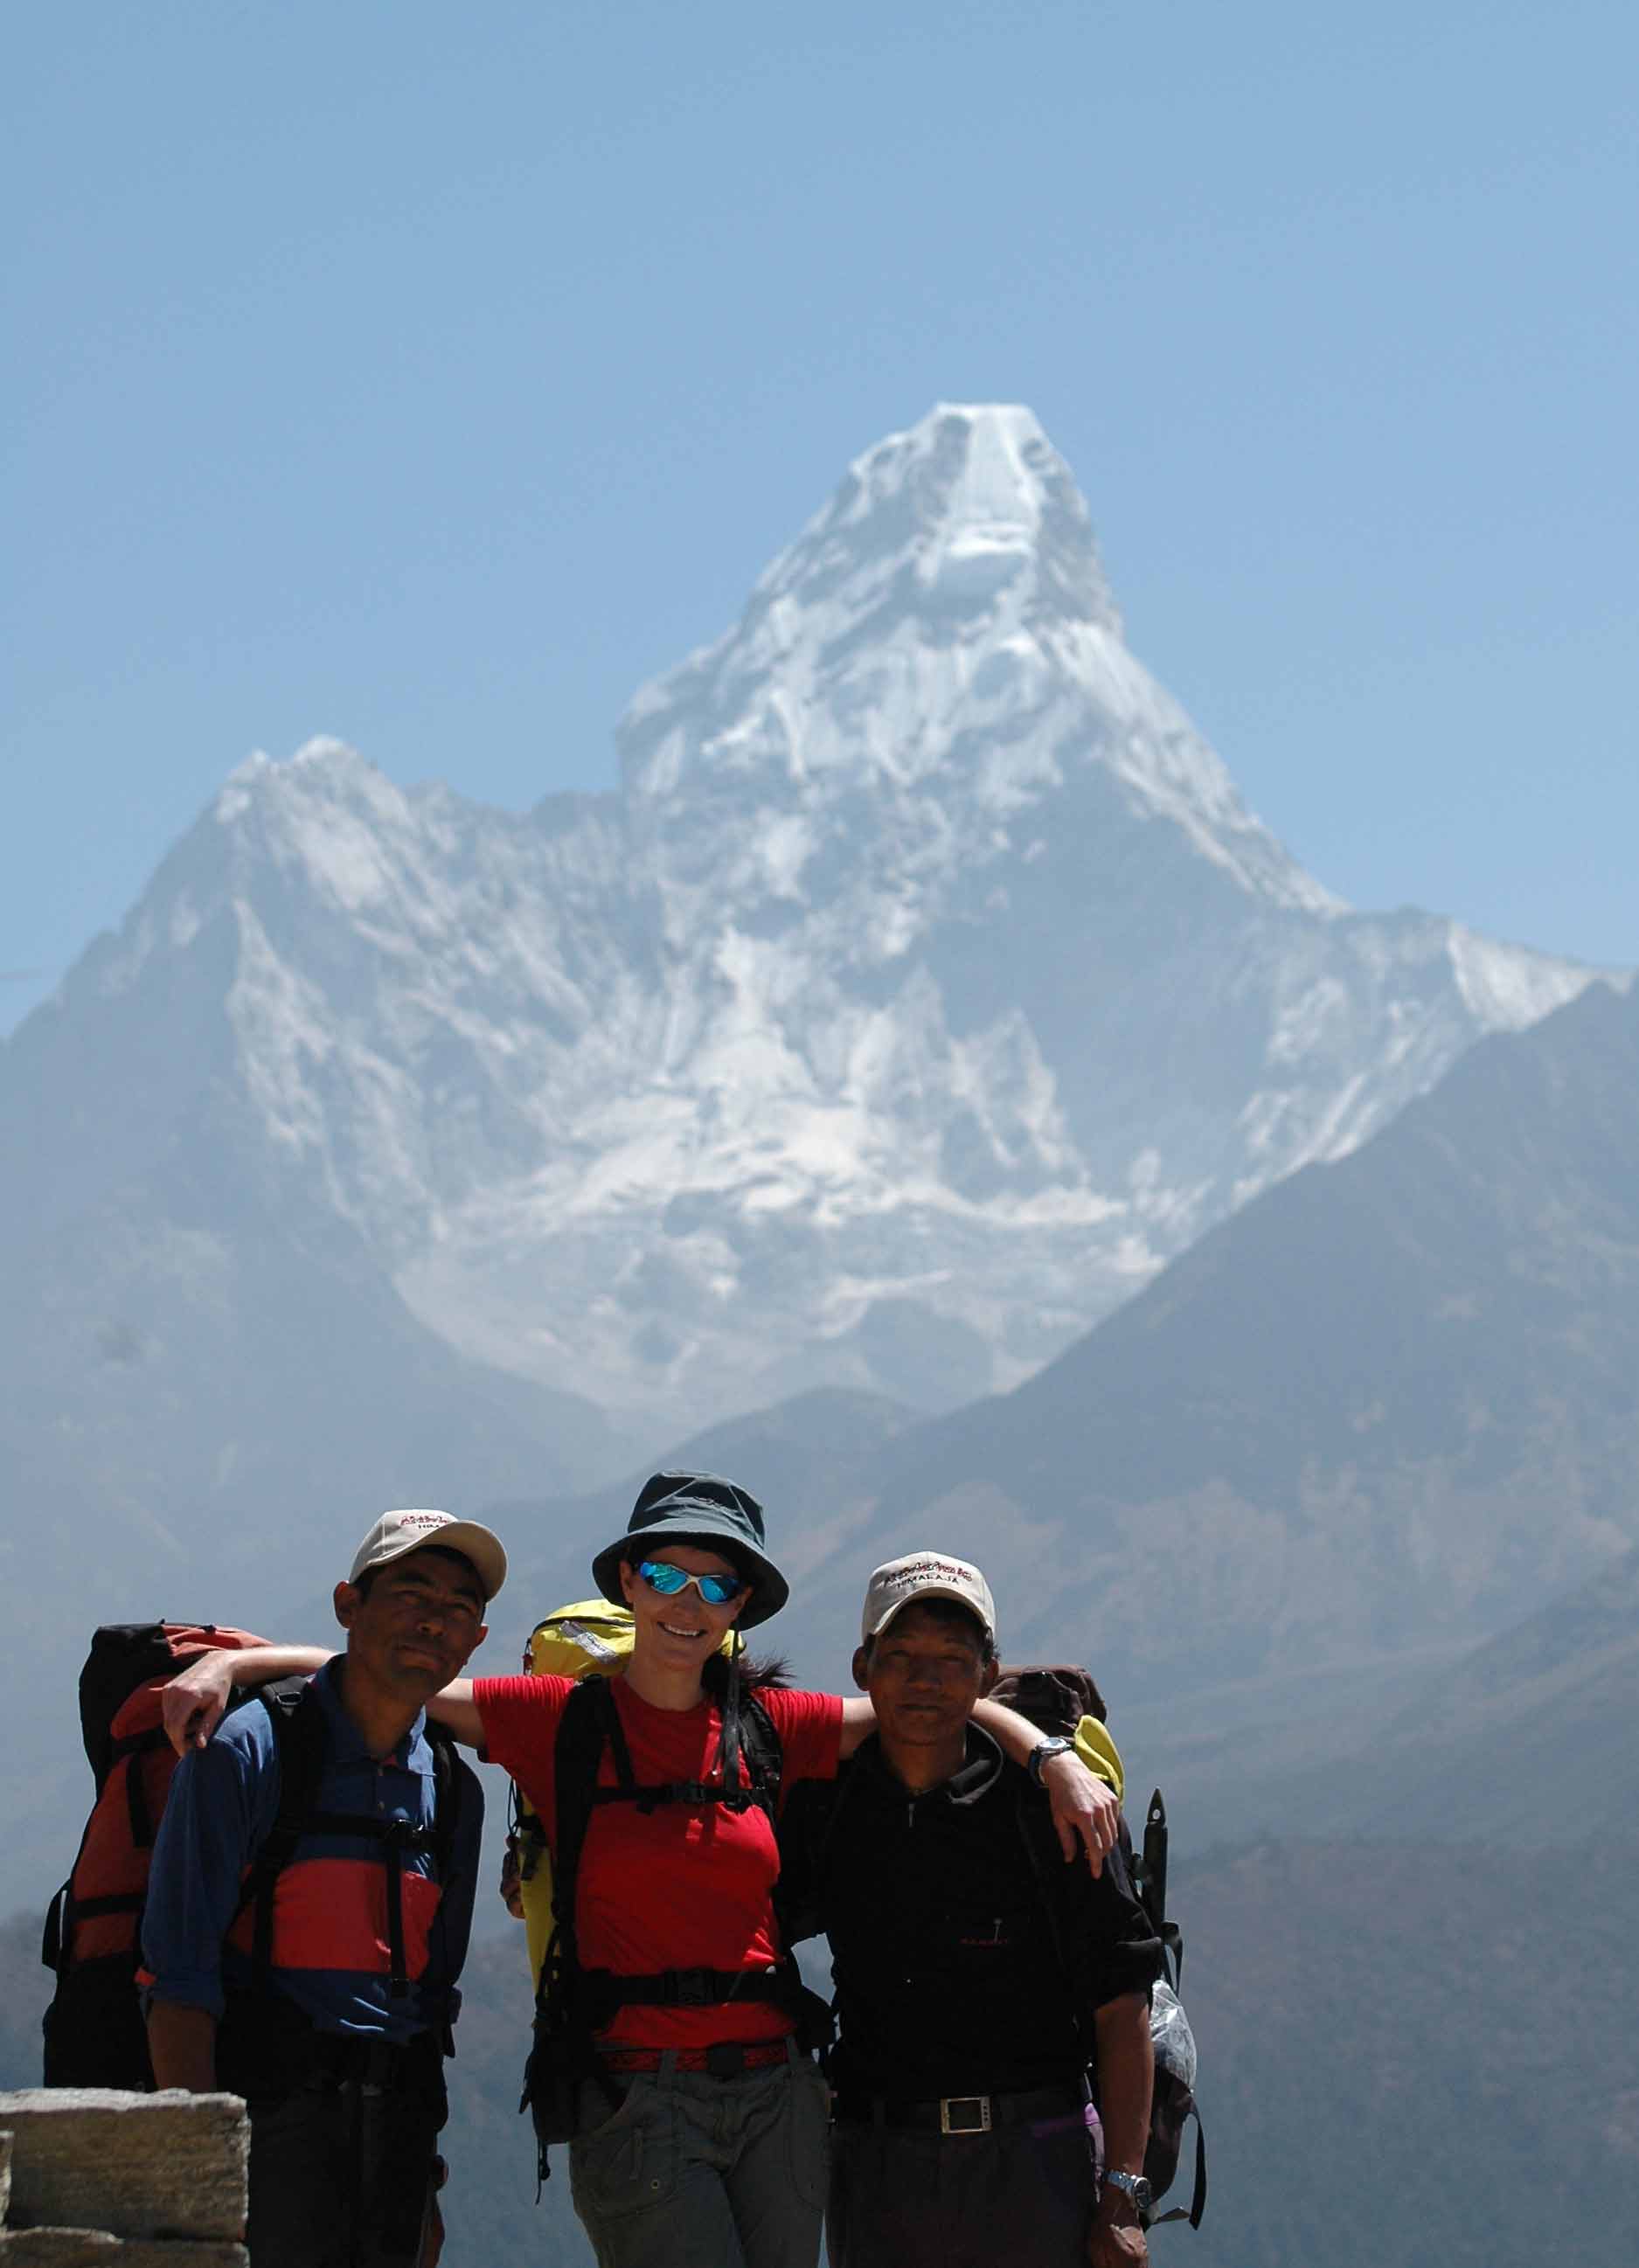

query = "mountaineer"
[163, 1475, 1121, 2268]
[778, 1552, 1164, 2268]
[142, 1509, 504, 2267]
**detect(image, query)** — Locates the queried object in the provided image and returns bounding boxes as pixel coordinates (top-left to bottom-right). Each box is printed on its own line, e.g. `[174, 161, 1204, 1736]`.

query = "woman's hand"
[1042, 1750, 1120, 1876]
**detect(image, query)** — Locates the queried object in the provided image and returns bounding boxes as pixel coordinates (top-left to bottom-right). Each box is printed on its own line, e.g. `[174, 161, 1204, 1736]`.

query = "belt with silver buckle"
[832, 2083, 1082, 2134]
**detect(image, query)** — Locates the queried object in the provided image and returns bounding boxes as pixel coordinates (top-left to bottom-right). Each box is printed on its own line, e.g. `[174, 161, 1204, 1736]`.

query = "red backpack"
[41, 1621, 271, 2087]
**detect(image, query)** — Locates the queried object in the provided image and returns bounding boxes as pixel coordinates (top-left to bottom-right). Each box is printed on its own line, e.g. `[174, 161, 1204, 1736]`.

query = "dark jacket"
[779, 1725, 1162, 2100]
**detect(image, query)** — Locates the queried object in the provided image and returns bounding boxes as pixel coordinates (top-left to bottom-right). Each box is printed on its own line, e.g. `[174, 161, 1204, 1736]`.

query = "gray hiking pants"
[569, 2043, 830, 2268]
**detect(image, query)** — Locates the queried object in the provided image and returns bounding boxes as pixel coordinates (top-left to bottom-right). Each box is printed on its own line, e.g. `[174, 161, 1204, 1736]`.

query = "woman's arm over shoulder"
[455, 1671, 575, 1764]
[757, 1685, 848, 1781]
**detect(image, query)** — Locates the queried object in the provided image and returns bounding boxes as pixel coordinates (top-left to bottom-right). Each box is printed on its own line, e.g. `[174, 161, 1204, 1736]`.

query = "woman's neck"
[621, 1650, 710, 1712]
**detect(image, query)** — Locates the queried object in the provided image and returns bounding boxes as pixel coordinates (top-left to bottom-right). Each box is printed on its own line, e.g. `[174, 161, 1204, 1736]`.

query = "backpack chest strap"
[588, 1780, 766, 1816]
[580, 1957, 796, 2015]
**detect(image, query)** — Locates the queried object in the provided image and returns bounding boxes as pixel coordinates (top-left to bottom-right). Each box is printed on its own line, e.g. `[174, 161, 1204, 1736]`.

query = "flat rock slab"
[106, 2251, 247, 2268]
[0, 2236, 119, 2266]
[0, 2237, 246, 2268]
[0, 2094, 247, 2243]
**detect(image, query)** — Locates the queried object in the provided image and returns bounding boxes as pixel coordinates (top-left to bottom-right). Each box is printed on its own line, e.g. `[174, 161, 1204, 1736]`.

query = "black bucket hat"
[590, 1471, 788, 1630]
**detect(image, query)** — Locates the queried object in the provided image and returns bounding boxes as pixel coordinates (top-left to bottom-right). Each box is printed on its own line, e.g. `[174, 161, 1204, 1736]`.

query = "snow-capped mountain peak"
[779, 399, 1120, 629]
[620, 403, 1334, 931]
[3, 407, 1615, 1447]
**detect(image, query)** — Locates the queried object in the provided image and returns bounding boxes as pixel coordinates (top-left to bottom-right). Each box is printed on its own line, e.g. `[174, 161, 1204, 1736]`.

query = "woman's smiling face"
[618, 1541, 750, 1670]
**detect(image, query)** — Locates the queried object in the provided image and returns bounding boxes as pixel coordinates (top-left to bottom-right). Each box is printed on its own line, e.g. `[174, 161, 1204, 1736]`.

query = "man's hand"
[1042, 1749, 1119, 1876]
[161, 1643, 332, 1755]
[499, 1837, 525, 1919]
[1090, 2216, 1148, 2265]
[162, 1652, 238, 1756]
[146, 2001, 219, 2092]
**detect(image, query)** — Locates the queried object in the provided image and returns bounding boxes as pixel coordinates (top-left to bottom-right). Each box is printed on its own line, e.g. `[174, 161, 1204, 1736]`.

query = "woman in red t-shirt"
[441, 1470, 842, 2268]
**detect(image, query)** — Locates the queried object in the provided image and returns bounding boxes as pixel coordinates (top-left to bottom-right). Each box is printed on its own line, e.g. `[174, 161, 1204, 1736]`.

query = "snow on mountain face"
[5, 405, 1611, 1440]
[622, 405, 1336, 919]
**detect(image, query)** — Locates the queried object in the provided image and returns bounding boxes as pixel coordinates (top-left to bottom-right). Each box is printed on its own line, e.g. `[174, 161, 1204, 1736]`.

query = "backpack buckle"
[939, 2094, 991, 2135]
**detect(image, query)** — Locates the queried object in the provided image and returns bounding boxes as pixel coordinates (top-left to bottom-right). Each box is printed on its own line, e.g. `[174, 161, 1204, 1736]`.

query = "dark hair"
[863, 1597, 997, 1667]
[703, 1647, 791, 1696]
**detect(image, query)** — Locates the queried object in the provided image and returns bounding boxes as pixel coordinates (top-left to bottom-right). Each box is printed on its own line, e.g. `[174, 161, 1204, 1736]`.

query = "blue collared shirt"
[142, 1659, 483, 2041]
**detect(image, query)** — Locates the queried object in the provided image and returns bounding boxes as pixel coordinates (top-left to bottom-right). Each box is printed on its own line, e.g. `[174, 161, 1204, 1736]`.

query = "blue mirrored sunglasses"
[635, 1558, 747, 1606]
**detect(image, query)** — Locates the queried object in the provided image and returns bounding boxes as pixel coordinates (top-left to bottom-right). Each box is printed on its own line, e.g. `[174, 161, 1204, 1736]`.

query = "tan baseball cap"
[349, 1509, 508, 1603]
[861, 1550, 997, 1646]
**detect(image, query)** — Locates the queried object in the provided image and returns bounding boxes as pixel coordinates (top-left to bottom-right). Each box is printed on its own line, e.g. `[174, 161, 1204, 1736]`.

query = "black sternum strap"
[588, 1780, 760, 1814]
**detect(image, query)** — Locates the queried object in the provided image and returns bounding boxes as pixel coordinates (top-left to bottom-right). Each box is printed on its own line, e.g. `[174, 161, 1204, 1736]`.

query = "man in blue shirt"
[142, 1509, 504, 2268]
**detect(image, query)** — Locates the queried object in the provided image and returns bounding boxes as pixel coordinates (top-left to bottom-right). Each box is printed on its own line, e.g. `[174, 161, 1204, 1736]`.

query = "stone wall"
[0, 2091, 247, 2267]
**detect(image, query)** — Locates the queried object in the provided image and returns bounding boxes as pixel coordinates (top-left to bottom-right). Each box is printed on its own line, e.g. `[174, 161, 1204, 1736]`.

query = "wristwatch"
[1102, 2170, 1154, 2218]
[1027, 1735, 1076, 1784]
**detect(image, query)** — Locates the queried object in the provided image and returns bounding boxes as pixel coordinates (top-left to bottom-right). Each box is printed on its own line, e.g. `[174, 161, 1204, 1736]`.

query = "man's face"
[853, 1602, 997, 1756]
[333, 1546, 489, 1699]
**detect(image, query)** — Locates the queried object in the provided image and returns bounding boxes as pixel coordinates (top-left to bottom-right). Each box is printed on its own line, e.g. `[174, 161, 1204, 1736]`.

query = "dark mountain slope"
[1248, 1544, 1639, 1848]
[818, 974, 1639, 1698]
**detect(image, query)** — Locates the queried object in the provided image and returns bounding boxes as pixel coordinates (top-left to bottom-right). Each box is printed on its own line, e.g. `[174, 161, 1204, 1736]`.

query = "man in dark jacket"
[142, 1510, 504, 2268]
[782, 1551, 1161, 2268]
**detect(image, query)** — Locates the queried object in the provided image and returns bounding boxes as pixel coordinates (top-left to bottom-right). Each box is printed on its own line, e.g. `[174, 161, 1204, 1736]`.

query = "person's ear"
[617, 1557, 636, 1606]
[851, 1645, 871, 1692]
[334, 1579, 361, 1632]
[977, 1657, 999, 1698]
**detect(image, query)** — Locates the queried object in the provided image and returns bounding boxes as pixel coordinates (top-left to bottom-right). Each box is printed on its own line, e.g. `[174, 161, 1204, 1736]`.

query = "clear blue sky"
[4, 1, 1636, 1034]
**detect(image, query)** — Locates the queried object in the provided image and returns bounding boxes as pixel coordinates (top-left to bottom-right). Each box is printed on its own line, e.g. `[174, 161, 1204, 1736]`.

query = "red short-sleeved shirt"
[476, 1675, 843, 2049]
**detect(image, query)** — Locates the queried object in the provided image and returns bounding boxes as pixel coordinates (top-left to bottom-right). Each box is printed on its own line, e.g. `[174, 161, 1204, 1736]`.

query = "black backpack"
[993, 1664, 1206, 2233]
[519, 1667, 825, 2178]
[43, 1625, 462, 2089]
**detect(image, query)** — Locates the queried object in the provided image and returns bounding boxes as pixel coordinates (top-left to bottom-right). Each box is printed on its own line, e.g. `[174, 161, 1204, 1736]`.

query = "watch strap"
[1028, 1735, 1075, 1785]
[1102, 2170, 1153, 2210]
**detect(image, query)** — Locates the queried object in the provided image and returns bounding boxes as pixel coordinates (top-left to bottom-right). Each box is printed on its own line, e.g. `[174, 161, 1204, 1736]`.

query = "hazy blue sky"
[4, 1, 1635, 1034]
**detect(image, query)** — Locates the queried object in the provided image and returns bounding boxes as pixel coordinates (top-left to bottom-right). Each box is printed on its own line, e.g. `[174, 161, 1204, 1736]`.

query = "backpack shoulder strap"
[426, 1725, 463, 1887]
[242, 1679, 328, 1983]
[739, 1691, 783, 1817]
[544, 1676, 616, 1999]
